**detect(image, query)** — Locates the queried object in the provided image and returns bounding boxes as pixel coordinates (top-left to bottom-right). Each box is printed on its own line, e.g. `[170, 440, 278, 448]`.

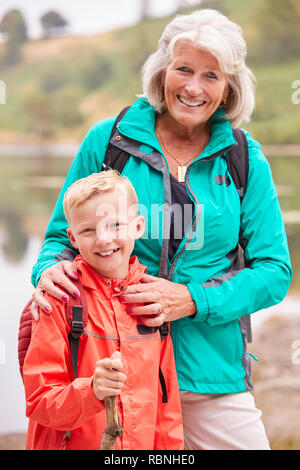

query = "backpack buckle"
[159, 323, 169, 341]
[70, 305, 84, 338]
[71, 320, 84, 338]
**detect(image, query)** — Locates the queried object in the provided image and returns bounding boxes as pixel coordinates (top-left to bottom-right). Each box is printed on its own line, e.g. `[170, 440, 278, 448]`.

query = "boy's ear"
[66, 228, 78, 249]
[134, 215, 145, 240]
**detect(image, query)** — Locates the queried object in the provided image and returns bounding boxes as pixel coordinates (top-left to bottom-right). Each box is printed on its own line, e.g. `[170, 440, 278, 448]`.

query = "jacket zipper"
[113, 126, 236, 281]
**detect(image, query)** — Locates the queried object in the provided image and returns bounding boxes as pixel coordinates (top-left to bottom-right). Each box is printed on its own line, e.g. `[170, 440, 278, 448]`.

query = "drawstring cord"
[244, 352, 259, 361]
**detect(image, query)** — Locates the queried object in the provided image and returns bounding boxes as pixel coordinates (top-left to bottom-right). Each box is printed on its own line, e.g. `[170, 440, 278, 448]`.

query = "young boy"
[23, 171, 184, 450]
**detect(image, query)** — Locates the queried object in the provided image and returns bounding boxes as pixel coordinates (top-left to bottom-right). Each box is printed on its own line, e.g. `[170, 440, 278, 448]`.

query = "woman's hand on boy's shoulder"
[120, 274, 197, 326]
[31, 260, 80, 320]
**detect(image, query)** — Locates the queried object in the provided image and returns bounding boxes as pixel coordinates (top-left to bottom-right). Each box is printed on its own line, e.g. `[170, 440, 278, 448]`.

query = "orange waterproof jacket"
[23, 256, 184, 450]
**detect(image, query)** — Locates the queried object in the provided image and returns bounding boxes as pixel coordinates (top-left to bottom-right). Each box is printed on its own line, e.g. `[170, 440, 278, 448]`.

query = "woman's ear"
[67, 228, 78, 249]
[222, 83, 230, 104]
[160, 71, 166, 101]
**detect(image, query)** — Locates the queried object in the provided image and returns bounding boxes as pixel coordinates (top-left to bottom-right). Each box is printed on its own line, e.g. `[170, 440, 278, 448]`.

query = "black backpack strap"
[159, 367, 168, 403]
[102, 106, 131, 173]
[136, 322, 169, 340]
[65, 278, 88, 378]
[225, 128, 249, 202]
[68, 306, 84, 378]
[136, 322, 169, 402]
[159, 322, 169, 341]
[158, 323, 169, 403]
[226, 129, 252, 342]
[61, 279, 88, 443]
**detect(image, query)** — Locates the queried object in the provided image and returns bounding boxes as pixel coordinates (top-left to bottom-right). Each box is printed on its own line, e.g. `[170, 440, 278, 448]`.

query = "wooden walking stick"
[100, 396, 123, 450]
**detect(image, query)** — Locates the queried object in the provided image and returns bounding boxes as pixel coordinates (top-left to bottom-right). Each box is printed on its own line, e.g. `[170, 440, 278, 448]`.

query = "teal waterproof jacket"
[32, 98, 292, 394]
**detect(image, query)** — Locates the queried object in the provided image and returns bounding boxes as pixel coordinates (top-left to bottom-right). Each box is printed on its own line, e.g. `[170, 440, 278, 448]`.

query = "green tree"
[256, 0, 300, 62]
[40, 10, 69, 38]
[0, 9, 28, 65]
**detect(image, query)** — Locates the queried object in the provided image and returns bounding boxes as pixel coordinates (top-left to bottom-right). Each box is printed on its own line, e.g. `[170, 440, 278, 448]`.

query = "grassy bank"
[0, 4, 299, 145]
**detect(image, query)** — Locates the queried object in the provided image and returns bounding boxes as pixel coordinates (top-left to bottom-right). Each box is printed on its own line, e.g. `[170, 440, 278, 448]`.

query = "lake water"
[0, 153, 299, 434]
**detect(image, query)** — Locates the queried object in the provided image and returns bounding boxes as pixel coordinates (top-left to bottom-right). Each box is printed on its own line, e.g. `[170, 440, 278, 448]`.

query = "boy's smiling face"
[67, 188, 145, 279]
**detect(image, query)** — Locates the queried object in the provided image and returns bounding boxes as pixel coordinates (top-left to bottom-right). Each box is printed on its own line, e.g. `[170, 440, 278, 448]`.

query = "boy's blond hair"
[63, 171, 138, 223]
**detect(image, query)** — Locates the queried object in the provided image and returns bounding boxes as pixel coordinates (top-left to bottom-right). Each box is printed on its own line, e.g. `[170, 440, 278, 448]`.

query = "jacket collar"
[74, 255, 147, 297]
[117, 98, 237, 160]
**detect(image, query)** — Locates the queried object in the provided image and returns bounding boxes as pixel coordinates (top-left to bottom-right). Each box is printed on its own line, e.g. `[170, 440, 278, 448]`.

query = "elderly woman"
[29, 9, 291, 449]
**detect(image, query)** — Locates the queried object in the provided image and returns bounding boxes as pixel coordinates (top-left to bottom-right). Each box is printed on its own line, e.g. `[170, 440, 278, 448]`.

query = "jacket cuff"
[73, 376, 104, 414]
[186, 282, 209, 322]
[31, 259, 58, 287]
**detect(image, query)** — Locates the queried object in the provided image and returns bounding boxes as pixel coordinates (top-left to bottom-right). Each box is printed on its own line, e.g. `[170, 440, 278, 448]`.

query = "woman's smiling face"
[162, 41, 228, 134]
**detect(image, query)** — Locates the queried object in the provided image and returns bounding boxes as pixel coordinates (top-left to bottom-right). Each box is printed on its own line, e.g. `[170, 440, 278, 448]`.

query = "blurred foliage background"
[0, 0, 299, 145]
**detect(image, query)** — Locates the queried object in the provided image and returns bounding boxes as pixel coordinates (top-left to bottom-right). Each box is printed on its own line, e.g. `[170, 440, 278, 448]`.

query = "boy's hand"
[92, 351, 126, 401]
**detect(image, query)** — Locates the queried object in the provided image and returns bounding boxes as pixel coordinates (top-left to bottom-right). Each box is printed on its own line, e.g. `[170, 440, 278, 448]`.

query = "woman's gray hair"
[141, 9, 255, 127]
